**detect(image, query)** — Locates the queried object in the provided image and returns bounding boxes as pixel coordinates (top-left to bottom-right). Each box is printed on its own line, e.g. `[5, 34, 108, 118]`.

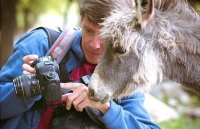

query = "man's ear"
[135, 0, 154, 28]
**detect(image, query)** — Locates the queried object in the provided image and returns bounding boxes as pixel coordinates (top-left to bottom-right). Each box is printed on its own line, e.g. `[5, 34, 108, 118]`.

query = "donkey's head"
[88, 0, 200, 103]
[88, 0, 159, 103]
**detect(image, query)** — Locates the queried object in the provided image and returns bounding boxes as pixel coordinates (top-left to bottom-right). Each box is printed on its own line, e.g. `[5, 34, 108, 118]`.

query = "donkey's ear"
[135, 0, 154, 28]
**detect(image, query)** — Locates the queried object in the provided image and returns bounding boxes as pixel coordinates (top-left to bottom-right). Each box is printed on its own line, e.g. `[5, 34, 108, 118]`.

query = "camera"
[13, 56, 62, 102]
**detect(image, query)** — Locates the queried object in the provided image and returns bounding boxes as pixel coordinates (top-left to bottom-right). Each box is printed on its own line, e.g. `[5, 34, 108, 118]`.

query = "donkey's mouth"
[88, 72, 114, 103]
[89, 91, 112, 104]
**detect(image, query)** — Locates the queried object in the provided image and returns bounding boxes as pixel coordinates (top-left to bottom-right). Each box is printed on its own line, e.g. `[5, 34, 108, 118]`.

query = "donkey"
[88, 0, 200, 103]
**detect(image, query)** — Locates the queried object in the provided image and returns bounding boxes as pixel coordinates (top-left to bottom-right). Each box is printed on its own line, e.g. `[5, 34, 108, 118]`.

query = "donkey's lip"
[89, 94, 111, 104]
[101, 94, 112, 104]
[89, 88, 112, 103]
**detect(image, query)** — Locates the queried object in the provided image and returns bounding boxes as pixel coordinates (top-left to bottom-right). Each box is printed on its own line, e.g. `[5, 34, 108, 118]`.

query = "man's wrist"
[98, 102, 110, 114]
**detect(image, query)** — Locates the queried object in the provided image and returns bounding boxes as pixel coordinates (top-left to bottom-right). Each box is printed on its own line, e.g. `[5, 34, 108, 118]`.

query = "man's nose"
[90, 35, 101, 49]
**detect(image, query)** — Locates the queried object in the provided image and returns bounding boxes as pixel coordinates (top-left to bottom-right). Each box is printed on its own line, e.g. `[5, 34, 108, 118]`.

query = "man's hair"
[79, 0, 133, 25]
[79, 0, 115, 25]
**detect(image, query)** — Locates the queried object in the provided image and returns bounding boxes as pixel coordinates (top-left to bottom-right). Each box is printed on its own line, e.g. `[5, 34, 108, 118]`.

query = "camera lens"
[13, 74, 40, 98]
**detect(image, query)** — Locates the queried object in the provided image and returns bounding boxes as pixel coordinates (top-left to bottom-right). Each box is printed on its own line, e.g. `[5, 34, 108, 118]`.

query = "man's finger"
[60, 93, 72, 110]
[60, 83, 84, 91]
[61, 93, 72, 101]
[23, 54, 38, 64]
[22, 70, 32, 75]
[22, 64, 36, 73]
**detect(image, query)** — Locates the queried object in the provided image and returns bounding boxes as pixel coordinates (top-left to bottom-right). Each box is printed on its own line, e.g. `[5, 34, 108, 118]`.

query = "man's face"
[81, 17, 105, 64]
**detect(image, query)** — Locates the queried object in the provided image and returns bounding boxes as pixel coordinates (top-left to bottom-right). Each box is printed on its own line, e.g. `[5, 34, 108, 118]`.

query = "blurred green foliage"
[158, 114, 200, 129]
[158, 94, 200, 129]
[194, 1, 200, 12]
[15, 0, 79, 31]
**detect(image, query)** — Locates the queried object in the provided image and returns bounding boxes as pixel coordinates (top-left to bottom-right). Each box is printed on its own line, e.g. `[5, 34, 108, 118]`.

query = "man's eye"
[86, 29, 91, 33]
[84, 28, 91, 33]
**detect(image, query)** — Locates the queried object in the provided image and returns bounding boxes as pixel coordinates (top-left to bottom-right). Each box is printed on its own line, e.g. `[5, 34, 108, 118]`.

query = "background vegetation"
[159, 114, 200, 129]
[158, 93, 200, 129]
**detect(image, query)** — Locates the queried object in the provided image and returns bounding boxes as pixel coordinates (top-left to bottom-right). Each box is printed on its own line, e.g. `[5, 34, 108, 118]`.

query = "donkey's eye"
[114, 46, 126, 54]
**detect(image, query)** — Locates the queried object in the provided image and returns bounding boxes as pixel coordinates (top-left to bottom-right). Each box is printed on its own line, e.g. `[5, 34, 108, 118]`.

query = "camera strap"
[45, 27, 80, 64]
[42, 27, 80, 83]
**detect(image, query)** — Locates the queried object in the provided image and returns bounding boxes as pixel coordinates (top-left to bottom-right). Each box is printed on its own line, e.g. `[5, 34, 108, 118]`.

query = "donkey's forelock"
[100, 10, 141, 56]
[100, 0, 200, 55]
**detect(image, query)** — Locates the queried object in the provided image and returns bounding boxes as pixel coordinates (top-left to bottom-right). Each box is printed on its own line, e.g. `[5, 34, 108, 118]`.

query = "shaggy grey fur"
[88, 0, 200, 103]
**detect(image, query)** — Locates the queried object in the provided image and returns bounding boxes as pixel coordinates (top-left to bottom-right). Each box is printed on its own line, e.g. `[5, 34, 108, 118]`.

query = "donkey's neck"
[149, 0, 200, 92]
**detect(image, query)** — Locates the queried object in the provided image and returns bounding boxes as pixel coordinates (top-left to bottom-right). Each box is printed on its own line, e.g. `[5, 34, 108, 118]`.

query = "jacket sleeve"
[99, 92, 161, 129]
[0, 29, 49, 119]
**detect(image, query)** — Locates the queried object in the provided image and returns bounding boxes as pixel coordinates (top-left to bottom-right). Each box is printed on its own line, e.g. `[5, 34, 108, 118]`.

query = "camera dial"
[47, 72, 55, 79]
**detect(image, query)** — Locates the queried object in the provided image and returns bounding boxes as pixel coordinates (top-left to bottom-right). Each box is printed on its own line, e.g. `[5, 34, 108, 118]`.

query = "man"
[0, 0, 161, 128]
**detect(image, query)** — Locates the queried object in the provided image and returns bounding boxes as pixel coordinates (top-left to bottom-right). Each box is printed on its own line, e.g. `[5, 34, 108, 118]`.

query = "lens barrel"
[13, 74, 40, 98]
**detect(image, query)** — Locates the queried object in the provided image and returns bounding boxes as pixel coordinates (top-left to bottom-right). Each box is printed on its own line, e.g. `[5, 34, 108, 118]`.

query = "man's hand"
[61, 82, 110, 114]
[22, 54, 38, 74]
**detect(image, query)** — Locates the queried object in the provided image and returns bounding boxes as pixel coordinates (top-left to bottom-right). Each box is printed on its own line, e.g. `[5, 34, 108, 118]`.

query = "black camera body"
[13, 56, 62, 102]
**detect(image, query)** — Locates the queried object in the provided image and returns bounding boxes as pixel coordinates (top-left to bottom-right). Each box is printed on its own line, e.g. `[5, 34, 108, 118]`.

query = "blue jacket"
[0, 29, 160, 129]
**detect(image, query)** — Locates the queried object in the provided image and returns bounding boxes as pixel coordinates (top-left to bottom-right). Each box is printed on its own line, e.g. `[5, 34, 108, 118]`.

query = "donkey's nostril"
[88, 87, 95, 98]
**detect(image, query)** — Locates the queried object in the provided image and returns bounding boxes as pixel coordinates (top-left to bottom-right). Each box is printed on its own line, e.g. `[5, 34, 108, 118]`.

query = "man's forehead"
[82, 17, 101, 31]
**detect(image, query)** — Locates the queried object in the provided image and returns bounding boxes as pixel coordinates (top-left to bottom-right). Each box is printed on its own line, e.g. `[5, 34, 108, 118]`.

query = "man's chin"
[86, 56, 99, 64]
